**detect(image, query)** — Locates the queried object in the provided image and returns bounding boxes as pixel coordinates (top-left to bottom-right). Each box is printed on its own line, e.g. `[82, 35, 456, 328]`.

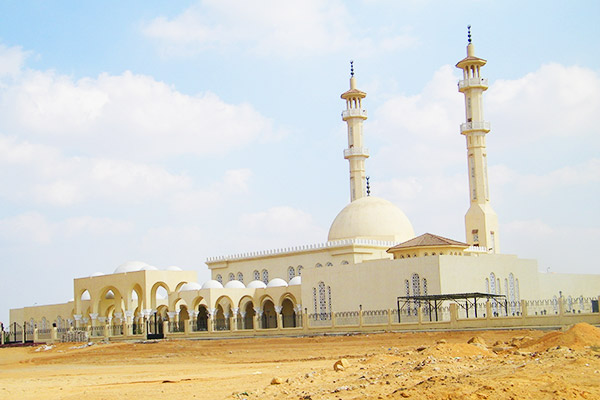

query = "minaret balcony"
[460, 121, 490, 133]
[342, 109, 368, 119]
[458, 77, 488, 91]
[344, 147, 369, 158]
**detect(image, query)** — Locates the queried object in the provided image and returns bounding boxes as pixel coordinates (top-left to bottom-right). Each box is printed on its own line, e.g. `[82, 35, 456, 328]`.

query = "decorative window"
[312, 288, 317, 314]
[515, 279, 520, 302]
[341, 260, 349, 265]
[326, 262, 333, 267]
[316, 263, 323, 268]
[261, 269, 269, 285]
[422, 278, 428, 296]
[288, 266, 295, 281]
[489, 273, 496, 294]
[297, 265, 303, 276]
[228, 273, 235, 282]
[485, 278, 490, 293]
[216, 274, 223, 284]
[253, 270, 260, 281]
[318, 282, 327, 316]
[237, 272, 244, 283]
[412, 274, 421, 297]
[405, 279, 410, 297]
[328, 286, 332, 314]
[508, 273, 515, 302]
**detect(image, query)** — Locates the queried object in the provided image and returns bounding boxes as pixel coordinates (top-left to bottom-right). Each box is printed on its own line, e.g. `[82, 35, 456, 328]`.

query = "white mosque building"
[7, 32, 600, 341]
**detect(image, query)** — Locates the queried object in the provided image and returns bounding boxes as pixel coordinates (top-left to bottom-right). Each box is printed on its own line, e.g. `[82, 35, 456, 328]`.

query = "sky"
[1, 0, 599, 325]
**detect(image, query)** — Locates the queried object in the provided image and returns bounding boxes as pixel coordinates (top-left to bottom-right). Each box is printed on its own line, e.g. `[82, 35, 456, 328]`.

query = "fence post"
[486, 301, 492, 320]
[51, 327, 58, 343]
[449, 303, 458, 328]
[520, 300, 527, 317]
[33, 327, 39, 343]
[417, 307, 423, 326]
[331, 311, 336, 329]
[22, 322, 25, 343]
[0, 323, 4, 345]
[359, 309, 364, 327]
[103, 323, 110, 339]
[162, 321, 169, 338]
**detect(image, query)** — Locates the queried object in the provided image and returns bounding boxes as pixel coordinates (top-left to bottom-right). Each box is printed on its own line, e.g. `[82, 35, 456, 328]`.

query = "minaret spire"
[456, 26, 500, 253]
[341, 61, 369, 202]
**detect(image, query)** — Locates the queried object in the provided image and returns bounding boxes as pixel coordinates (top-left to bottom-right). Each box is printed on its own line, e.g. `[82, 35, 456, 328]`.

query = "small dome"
[328, 196, 414, 242]
[141, 265, 158, 271]
[224, 280, 246, 289]
[247, 280, 267, 289]
[201, 280, 224, 289]
[166, 266, 183, 271]
[90, 272, 104, 277]
[267, 278, 288, 288]
[114, 261, 149, 274]
[289, 276, 302, 286]
[179, 282, 202, 291]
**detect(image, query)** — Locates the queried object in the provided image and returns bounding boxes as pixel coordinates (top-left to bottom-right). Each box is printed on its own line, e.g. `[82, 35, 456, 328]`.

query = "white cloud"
[141, 0, 417, 57]
[0, 135, 193, 206]
[235, 206, 327, 249]
[0, 213, 132, 244]
[488, 64, 600, 144]
[0, 69, 277, 159]
[0, 44, 29, 78]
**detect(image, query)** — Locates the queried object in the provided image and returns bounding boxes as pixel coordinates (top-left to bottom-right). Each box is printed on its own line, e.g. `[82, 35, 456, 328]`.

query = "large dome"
[328, 196, 415, 243]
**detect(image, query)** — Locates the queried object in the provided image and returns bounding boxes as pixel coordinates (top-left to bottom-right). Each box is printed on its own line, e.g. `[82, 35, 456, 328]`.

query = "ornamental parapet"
[343, 147, 369, 158]
[206, 238, 397, 263]
[460, 121, 490, 133]
[341, 109, 367, 119]
[458, 77, 488, 91]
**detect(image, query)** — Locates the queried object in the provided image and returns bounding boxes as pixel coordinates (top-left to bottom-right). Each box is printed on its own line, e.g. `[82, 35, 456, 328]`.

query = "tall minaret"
[456, 26, 500, 253]
[341, 62, 369, 202]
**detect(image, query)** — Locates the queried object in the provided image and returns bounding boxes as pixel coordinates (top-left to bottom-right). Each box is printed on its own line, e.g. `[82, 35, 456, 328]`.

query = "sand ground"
[1, 324, 600, 400]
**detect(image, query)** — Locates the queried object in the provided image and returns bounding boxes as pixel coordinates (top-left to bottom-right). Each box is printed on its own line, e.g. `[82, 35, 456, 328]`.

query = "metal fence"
[37, 328, 52, 340]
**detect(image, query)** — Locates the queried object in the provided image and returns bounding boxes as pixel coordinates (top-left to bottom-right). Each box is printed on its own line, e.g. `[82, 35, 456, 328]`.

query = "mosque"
[8, 33, 600, 339]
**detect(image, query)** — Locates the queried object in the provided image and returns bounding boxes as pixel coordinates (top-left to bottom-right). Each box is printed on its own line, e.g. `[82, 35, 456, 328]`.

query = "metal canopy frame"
[396, 292, 507, 322]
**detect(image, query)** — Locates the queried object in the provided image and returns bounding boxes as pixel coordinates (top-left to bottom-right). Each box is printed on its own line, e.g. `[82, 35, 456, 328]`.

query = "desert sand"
[1, 324, 600, 400]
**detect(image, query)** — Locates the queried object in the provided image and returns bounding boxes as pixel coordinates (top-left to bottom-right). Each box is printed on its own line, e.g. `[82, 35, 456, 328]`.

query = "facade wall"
[537, 272, 600, 299]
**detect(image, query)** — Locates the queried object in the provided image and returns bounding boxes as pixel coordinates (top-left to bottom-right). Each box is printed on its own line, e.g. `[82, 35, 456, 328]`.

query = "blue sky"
[1, 1, 599, 324]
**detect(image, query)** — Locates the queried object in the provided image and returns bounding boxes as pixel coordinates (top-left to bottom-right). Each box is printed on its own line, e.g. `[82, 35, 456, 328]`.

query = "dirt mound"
[422, 342, 491, 357]
[522, 323, 600, 351]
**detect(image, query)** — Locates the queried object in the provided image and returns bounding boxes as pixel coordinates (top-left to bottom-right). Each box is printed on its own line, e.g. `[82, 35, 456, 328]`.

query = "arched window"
[288, 266, 295, 281]
[312, 288, 317, 314]
[237, 272, 244, 283]
[422, 278, 428, 296]
[253, 270, 260, 281]
[509, 273, 516, 302]
[261, 269, 269, 285]
[341, 260, 349, 265]
[326, 262, 333, 267]
[297, 265, 303, 276]
[216, 274, 223, 284]
[328, 286, 332, 314]
[405, 279, 410, 297]
[485, 278, 490, 293]
[228, 273, 235, 282]
[316, 263, 323, 268]
[515, 279, 520, 302]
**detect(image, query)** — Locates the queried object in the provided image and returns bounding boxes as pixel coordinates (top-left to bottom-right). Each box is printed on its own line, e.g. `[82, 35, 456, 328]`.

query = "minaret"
[456, 26, 500, 253]
[341, 62, 369, 202]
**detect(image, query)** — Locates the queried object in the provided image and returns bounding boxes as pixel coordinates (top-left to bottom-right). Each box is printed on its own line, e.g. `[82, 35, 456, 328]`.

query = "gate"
[146, 314, 164, 340]
[5, 322, 33, 344]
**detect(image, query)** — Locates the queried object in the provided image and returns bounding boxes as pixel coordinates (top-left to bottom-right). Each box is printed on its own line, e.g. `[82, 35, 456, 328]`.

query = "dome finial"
[366, 176, 371, 196]
[350, 60, 354, 77]
[467, 25, 472, 44]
